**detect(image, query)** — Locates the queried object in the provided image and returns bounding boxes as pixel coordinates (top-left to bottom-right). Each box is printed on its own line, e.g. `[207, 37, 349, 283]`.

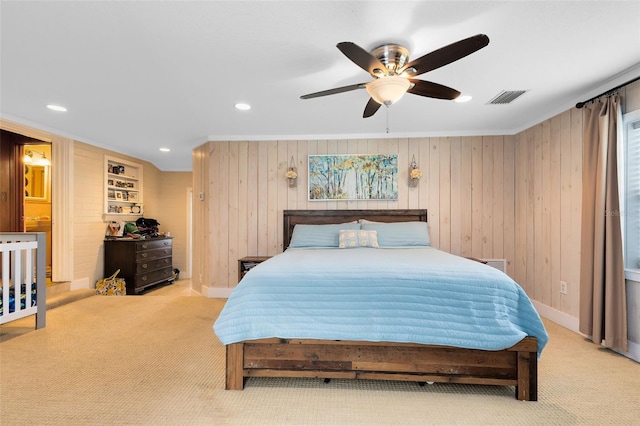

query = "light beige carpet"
[1, 282, 638, 425]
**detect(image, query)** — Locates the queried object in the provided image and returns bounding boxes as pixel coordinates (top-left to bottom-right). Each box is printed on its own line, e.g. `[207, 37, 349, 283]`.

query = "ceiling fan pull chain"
[385, 103, 390, 133]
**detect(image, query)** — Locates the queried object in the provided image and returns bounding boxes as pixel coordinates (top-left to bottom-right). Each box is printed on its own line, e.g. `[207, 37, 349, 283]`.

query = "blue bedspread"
[214, 247, 548, 357]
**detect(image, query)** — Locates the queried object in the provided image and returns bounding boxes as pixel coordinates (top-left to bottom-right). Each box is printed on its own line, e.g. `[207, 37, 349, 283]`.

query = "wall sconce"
[24, 149, 51, 166]
[285, 156, 298, 188]
[409, 154, 422, 187]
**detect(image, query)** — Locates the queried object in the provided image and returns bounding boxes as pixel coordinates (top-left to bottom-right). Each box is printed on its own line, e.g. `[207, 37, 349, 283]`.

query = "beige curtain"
[579, 94, 627, 352]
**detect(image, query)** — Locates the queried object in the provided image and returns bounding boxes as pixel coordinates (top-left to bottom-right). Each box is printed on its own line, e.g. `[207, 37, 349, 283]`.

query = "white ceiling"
[2, 1, 639, 172]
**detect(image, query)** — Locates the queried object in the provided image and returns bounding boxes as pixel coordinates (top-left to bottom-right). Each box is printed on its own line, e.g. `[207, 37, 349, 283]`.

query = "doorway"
[24, 143, 52, 284]
[0, 130, 53, 285]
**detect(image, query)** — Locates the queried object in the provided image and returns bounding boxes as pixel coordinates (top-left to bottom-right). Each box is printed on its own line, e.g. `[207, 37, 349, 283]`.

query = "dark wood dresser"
[104, 237, 173, 294]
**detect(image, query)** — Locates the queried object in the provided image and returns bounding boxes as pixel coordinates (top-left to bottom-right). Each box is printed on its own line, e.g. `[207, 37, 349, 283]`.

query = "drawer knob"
[142, 243, 148, 249]
[142, 263, 148, 269]
[141, 253, 148, 258]
[141, 276, 148, 281]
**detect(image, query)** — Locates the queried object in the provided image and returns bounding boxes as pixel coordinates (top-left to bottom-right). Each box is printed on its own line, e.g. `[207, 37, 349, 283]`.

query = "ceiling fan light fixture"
[366, 76, 411, 105]
[454, 95, 473, 103]
[401, 67, 417, 77]
[302, 35, 490, 117]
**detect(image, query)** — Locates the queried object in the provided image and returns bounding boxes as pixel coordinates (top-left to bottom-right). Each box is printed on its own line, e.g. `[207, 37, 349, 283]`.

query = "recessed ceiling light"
[159, 148, 171, 152]
[47, 104, 67, 112]
[235, 103, 251, 111]
[454, 95, 473, 103]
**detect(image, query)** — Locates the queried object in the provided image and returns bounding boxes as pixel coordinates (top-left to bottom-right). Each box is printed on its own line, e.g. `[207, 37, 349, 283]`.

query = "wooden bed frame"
[225, 209, 538, 401]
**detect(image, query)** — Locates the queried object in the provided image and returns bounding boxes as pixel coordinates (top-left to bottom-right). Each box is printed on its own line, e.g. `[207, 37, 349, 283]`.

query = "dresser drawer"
[134, 267, 173, 288]
[104, 237, 173, 295]
[135, 257, 172, 274]
[136, 246, 172, 261]
[136, 239, 172, 251]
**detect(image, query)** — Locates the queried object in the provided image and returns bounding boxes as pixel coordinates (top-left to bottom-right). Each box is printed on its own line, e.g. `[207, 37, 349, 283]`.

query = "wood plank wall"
[513, 110, 583, 317]
[193, 108, 583, 317]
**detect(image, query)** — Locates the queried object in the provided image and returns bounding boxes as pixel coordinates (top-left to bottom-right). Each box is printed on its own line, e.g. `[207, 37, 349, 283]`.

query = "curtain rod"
[576, 75, 640, 109]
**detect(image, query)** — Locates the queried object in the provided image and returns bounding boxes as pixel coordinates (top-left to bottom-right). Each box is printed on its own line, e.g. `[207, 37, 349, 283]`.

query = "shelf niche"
[104, 155, 143, 217]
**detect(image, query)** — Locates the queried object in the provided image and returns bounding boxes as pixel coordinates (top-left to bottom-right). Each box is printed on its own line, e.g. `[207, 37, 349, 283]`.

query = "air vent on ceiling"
[487, 90, 527, 105]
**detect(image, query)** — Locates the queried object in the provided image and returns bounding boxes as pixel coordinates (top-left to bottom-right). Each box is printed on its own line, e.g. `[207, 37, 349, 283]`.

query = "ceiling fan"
[300, 34, 490, 118]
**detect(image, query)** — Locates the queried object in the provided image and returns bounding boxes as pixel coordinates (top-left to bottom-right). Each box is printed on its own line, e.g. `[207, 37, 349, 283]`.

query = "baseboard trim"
[71, 277, 90, 291]
[534, 300, 639, 363]
[204, 286, 233, 298]
[532, 300, 580, 333]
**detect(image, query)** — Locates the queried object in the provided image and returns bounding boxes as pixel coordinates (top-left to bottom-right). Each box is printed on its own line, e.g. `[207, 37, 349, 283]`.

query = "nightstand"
[465, 257, 488, 264]
[238, 256, 271, 283]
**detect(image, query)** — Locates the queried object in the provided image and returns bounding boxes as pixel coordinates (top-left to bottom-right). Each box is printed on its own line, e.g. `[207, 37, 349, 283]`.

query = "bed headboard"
[283, 209, 428, 250]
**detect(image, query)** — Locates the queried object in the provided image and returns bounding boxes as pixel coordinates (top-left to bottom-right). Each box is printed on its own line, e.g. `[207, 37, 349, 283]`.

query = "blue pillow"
[289, 223, 361, 248]
[360, 221, 430, 246]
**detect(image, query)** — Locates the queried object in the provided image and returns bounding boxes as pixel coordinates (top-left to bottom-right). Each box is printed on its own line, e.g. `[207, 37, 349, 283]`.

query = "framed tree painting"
[308, 154, 398, 200]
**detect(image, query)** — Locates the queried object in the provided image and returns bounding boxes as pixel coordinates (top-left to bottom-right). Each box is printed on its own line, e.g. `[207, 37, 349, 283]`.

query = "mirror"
[25, 163, 49, 201]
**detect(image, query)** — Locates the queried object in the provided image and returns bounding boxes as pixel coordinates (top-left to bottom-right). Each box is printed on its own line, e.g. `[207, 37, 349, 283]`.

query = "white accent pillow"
[338, 229, 379, 248]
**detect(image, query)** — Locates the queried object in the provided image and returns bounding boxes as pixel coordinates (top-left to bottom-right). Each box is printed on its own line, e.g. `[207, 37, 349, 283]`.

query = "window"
[622, 109, 640, 281]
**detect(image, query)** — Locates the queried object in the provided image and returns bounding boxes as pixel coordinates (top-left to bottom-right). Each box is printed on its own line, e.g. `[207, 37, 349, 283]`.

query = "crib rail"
[0, 232, 46, 328]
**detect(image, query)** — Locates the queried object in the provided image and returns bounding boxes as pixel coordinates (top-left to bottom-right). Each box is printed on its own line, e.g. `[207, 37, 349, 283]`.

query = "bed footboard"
[225, 337, 538, 401]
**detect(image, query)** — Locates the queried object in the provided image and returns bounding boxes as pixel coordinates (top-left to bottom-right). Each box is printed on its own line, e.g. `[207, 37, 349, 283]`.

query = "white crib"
[0, 232, 46, 329]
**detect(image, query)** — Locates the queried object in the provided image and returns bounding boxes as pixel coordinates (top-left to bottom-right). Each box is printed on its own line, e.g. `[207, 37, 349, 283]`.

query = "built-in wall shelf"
[104, 156, 143, 217]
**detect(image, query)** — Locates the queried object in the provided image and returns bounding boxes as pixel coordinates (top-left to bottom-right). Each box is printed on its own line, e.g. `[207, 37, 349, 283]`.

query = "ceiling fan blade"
[337, 42, 388, 77]
[408, 80, 461, 100]
[400, 34, 490, 76]
[300, 83, 366, 99]
[363, 98, 382, 118]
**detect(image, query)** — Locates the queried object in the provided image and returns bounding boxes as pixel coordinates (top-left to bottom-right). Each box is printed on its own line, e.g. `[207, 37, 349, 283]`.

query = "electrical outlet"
[560, 280, 568, 295]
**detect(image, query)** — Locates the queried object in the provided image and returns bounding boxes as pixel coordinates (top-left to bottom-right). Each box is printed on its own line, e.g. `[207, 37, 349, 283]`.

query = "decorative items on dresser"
[104, 237, 173, 295]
